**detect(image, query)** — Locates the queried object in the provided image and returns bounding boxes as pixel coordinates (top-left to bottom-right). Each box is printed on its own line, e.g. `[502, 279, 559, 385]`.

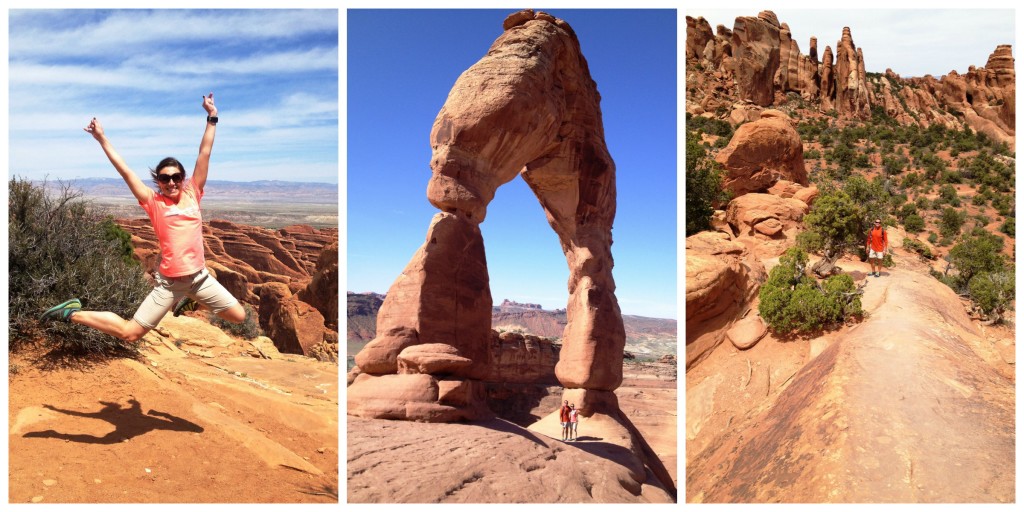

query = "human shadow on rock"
[22, 399, 203, 444]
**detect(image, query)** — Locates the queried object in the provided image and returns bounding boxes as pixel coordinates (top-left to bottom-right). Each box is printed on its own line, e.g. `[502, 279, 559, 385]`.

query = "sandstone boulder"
[265, 296, 326, 357]
[685, 232, 764, 367]
[724, 193, 808, 237]
[726, 315, 768, 349]
[716, 110, 807, 197]
[397, 343, 474, 375]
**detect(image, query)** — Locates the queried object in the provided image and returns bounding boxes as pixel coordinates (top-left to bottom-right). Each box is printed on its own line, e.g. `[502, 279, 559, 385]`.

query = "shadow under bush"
[8, 178, 150, 356]
[209, 303, 262, 340]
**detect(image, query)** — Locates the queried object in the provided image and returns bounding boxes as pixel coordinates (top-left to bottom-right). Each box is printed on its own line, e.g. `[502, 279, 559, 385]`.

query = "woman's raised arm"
[84, 117, 153, 203]
[191, 92, 218, 193]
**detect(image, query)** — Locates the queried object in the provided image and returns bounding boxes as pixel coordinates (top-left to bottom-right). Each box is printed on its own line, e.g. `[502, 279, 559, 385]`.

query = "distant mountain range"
[347, 292, 677, 358]
[39, 178, 338, 204]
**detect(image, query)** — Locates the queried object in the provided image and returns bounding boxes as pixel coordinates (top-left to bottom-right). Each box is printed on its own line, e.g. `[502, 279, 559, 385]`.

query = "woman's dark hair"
[149, 157, 187, 186]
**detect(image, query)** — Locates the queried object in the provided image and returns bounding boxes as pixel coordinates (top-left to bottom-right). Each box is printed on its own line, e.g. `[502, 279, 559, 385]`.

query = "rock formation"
[351, 8, 625, 416]
[730, 12, 781, 106]
[686, 11, 1015, 148]
[347, 9, 672, 498]
[714, 110, 808, 196]
[687, 270, 1014, 502]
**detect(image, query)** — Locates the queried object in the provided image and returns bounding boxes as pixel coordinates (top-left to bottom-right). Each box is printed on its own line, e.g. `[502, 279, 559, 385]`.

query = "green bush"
[209, 304, 262, 340]
[939, 207, 965, 238]
[9, 179, 150, 355]
[968, 271, 1015, 320]
[758, 248, 861, 333]
[903, 238, 934, 259]
[685, 130, 729, 235]
[948, 229, 1006, 290]
[903, 214, 925, 233]
[1000, 218, 1015, 238]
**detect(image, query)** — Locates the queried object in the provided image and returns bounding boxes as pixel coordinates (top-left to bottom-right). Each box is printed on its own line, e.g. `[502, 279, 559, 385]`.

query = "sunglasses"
[156, 172, 184, 184]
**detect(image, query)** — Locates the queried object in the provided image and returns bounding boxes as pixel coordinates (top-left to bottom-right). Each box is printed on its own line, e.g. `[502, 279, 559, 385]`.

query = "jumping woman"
[40, 93, 246, 341]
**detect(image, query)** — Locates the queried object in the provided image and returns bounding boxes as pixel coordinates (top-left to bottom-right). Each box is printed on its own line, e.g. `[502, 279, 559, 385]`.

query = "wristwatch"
[207, 115, 218, 125]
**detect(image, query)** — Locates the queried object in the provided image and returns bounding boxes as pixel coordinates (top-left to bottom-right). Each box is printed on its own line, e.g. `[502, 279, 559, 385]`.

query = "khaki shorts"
[133, 268, 239, 329]
[868, 248, 886, 260]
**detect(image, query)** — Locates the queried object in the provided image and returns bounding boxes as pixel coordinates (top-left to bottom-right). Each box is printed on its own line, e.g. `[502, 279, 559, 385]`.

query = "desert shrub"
[915, 195, 931, 211]
[685, 130, 729, 235]
[901, 172, 922, 190]
[968, 271, 1015, 321]
[209, 304, 262, 340]
[903, 238, 934, 260]
[991, 193, 1013, 216]
[758, 248, 860, 333]
[939, 207, 965, 238]
[798, 187, 865, 275]
[1000, 218, 1015, 238]
[687, 114, 734, 139]
[936, 184, 960, 207]
[948, 229, 1006, 290]
[8, 178, 150, 355]
[100, 218, 139, 267]
[897, 202, 917, 220]
[903, 214, 925, 233]
[927, 232, 939, 244]
[971, 193, 987, 206]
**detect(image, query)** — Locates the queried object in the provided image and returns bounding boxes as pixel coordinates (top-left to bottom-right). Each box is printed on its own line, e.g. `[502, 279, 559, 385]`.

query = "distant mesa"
[498, 299, 543, 310]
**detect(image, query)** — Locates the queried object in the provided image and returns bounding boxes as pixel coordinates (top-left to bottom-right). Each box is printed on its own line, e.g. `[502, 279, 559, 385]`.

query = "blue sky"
[691, 8, 1015, 78]
[346, 9, 678, 319]
[8, 9, 338, 183]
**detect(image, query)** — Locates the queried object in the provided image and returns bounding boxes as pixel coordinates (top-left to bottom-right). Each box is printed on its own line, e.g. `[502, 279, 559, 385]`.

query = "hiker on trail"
[568, 404, 580, 441]
[865, 218, 888, 278]
[560, 400, 572, 441]
[40, 93, 246, 341]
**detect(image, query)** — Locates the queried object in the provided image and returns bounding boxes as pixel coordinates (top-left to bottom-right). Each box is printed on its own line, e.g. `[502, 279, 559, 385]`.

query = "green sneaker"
[40, 298, 81, 322]
[173, 296, 196, 317]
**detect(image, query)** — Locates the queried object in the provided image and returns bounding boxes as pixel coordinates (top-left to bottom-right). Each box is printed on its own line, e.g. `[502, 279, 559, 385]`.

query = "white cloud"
[9, 10, 338, 59]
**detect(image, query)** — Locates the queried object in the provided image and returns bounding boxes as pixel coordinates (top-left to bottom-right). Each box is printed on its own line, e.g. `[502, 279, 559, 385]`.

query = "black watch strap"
[207, 115, 218, 125]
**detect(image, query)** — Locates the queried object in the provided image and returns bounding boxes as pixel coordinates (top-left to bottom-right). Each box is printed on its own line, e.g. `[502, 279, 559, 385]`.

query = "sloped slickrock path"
[347, 362, 677, 503]
[687, 269, 1014, 503]
[9, 316, 339, 503]
[347, 416, 673, 503]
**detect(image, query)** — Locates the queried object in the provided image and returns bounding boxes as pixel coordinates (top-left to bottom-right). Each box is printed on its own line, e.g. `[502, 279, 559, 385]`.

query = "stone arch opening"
[347, 10, 675, 497]
[350, 9, 626, 421]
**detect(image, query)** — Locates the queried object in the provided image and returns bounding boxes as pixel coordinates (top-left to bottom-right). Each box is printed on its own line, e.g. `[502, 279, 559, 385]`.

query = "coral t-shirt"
[867, 226, 888, 252]
[139, 179, 206, 277]
[560, 405, 571, 422]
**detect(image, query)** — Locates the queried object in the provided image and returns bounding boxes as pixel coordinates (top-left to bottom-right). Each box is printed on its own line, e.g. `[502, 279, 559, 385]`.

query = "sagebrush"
[8, 178, 150, 354]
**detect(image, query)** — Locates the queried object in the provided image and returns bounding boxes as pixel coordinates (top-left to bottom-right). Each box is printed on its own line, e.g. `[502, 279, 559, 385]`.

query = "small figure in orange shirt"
[865, 218, 889, 278]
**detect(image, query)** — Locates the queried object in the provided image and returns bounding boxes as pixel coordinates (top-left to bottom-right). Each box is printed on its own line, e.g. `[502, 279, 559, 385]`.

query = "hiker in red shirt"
[865, 218, 888, 278]
[559, 400, 572, 441]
